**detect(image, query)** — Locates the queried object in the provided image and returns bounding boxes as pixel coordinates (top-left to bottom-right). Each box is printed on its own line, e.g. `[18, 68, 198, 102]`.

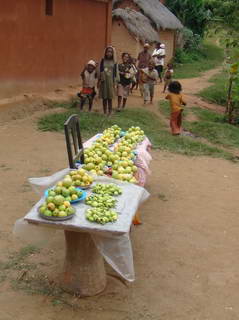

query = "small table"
[24, 176, 149, 296]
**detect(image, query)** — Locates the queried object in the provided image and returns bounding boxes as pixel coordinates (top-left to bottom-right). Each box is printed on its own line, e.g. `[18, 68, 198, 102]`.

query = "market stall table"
[22, 176, 149, 296]
[15, 134, 152, 296]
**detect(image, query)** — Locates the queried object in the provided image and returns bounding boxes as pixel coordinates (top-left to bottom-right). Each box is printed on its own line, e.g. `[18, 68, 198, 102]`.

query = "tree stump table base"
[61, 230, 106, 297]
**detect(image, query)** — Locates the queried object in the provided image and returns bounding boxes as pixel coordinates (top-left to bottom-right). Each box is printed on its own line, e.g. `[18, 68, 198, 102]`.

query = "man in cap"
[137, 43, 152, 96]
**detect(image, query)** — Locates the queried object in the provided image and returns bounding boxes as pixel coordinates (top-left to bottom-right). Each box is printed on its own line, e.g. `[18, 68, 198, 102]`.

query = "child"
[166, 81, 186, 135]
[77, 60, 97, 111]
[141, 60, 158, 104]
[130, 57, 138, 93]
[98, 46, 118, 116]
[117, 52, 133, 111]
[163, 63, 173, 93]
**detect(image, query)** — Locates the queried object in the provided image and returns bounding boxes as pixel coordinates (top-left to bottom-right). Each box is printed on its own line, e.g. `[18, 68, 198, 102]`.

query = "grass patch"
[184, 121, 239, 149]
[191, 107, 225, 122]
[0, 245, 40, 271]
[174, 42, 224, 79]
[39, 106, 234, 160]
[152, 129, 233, 160]
[198, 71, 228, 106]
[38, 108, 167, 141]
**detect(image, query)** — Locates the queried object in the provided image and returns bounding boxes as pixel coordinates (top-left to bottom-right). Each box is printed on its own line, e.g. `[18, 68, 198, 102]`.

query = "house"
[112, 0, 183, 63]
[112, 8, 159, 60]
[0, 0, 112, 98]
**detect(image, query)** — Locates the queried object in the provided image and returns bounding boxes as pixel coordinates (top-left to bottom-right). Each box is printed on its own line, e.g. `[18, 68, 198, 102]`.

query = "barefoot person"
[163, 63, 174, 93]
[141, 60, 158, 104]
[166, 81, 186, 135]
[77, 60, 97, 111]
[117, 52, 133, 111]
[98, 46, 118, 116]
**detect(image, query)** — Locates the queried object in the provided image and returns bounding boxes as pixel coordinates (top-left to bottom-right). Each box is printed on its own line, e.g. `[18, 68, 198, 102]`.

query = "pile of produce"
[97, 125, 121, 145]
[92, 183, 122, 196]
[86, 208, 118, 224]
[85, 182, 122, 225]
[39, 195, 76, 218]
[69, 168, 93, 187]
[82, 125, 145, 183]
[85, 194, 116, 209]
[47, 177, 83, 202]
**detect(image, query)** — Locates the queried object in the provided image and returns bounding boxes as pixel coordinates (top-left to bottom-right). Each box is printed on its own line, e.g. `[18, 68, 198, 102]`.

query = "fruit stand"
[14, 125, 152, 296]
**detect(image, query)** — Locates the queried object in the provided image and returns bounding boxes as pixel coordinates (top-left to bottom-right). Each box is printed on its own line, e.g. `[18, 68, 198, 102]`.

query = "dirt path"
[1, 67, 239, 320]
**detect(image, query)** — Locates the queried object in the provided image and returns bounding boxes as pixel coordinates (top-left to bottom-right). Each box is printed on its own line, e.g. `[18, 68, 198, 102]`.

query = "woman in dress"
[98, 46, 118, 116]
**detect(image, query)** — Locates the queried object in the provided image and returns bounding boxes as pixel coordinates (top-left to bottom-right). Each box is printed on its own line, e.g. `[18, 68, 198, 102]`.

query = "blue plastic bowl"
[45, 187, 87, 204]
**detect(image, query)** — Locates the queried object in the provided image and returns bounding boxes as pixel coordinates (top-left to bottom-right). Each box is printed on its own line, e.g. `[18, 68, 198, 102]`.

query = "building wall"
[0, 0, 112, 97]
[159, 30, 176, 64]
[112, 19, 141, 61]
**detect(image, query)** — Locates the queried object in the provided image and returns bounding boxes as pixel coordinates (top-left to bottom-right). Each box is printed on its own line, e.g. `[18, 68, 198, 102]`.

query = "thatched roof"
[113, 8, 160, 43]
[113, 0, 183, 30]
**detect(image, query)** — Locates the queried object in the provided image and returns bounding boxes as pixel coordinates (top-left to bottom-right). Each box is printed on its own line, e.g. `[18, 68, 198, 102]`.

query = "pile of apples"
[111, 160, 138, 183]
[92, 183, 122, 196]
[82, 125, 145, 183]
[86, 208, 118, 224]
[48, 177, 83, 202]
[85, 183, 121, 225]
[97, 125, 121, 145]
[85, 194, 117, 209]
[39, 193, 76, 218]
[68, 168, 93, 187]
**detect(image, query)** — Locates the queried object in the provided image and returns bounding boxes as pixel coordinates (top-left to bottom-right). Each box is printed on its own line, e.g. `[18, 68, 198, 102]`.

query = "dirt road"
[0, 68, 239, 320]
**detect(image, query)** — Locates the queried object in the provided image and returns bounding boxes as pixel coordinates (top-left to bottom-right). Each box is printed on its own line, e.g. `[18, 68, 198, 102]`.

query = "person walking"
[152, 42, 166, 82]
[137, 43, 151, 96]
[165, 81, 186, 135]
[98, 46, 119, 116]
[163, 63, 174, 93]
[141, 60, 158, 104]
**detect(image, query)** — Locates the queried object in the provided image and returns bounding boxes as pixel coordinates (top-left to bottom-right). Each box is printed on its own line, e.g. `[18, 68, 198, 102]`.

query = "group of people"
[77, 43, 186, 135]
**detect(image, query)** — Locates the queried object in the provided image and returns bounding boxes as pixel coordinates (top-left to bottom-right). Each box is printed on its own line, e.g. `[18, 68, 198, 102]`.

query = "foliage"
[166, 0, 210, 36]
[198, 71, 228, 106]
[180, 28, 202, 51]
[174, 42, 224, 78]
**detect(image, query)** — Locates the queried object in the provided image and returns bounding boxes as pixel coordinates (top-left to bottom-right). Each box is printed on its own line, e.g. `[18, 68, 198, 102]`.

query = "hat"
[87, 60, 96, 67]
[160, 44, 165, 49]
[144, 43, 150, 48]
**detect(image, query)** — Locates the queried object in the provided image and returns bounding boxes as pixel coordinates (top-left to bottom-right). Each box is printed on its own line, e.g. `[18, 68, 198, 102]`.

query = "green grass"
[198, 71, 228, 106]
[158, 102, 238, 155]
[174, 42, 224, 79]
[185, 121, 239, 148]
[184, 108, 239, 148]
[0, 245, 40, 271]
[38, 107, 234, 160]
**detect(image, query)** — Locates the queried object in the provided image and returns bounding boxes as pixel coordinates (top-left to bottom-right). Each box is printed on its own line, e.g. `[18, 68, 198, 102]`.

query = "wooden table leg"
[61, 230, 106, 296]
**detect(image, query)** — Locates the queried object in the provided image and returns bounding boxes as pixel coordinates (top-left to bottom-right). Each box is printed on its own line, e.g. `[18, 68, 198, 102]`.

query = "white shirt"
[152, 48, 165, 66]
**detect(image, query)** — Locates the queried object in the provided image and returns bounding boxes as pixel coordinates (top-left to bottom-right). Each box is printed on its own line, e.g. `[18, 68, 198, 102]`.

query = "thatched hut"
[112, 0, 183, 63]
[112, 8, 159, 60]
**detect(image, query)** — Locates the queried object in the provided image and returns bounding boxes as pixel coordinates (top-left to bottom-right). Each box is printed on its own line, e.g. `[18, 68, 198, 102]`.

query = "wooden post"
[61, 230, 106, 296]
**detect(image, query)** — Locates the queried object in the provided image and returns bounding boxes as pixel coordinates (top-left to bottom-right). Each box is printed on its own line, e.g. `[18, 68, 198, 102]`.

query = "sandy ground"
[0, 68, 239, 320]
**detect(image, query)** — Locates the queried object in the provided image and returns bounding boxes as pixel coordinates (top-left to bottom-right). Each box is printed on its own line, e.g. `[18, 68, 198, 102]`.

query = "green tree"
[165, 0, 210, 36]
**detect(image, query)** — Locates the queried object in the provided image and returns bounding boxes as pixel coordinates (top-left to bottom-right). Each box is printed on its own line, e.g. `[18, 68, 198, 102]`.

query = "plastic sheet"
[14, 173, 149, 282]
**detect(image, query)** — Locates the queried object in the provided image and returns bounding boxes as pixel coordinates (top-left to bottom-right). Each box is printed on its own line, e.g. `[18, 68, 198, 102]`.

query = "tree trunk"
[61, 230, 106, 296]
[226, 77, 233, 122]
